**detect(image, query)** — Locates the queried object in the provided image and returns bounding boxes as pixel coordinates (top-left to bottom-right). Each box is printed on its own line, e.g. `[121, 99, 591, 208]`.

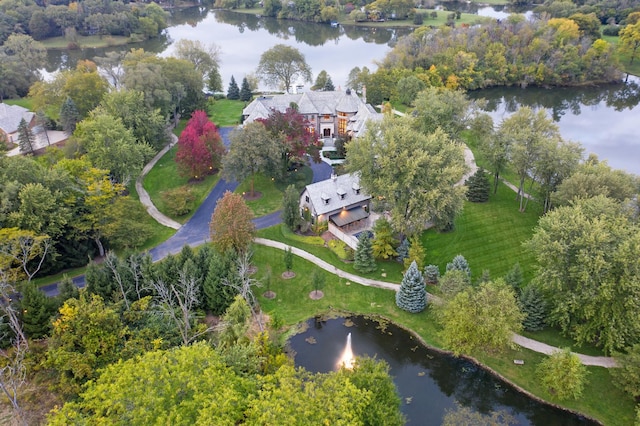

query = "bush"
[602, 25, 620, 36]
[423, 264, 440, 284]
[446, 254, 471, 277]
[413, 13, 423, 25]
[328, 239, 353, 261]
[162, 186, 195, 216]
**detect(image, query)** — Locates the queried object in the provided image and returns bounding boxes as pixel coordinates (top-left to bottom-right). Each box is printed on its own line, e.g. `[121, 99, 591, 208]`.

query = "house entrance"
[323, 128, 331, 137]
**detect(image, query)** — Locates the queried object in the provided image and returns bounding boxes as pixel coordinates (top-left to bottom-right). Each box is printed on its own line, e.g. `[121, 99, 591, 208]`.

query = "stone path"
[254, 237, 617, 368]
[135, 133, 182, 230]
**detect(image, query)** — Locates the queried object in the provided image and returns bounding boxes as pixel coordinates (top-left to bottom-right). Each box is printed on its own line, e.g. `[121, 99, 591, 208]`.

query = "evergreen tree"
[354, 232, 376, 273]
[20, 281, 54, 338]
[17, 118, 35, 153]
[519, 285, 547, 331]
[59, 96, 80, 134]
[56, 275, 79, 306]
[396, 238, 409, 263]
[446, 254, 471, 277]
[423, 264, 440, 284]
[504, 262, 524, 292]
[85, 260, 117, 301]
[240, 77, 253, 102]
[396, 260, 427, 313]
[465, 168, 490, 202]
[439, 269, 471, 299]
[323, 76, 335, 91]
[203, 250, 238, 315]
[227, 75, 240, 100]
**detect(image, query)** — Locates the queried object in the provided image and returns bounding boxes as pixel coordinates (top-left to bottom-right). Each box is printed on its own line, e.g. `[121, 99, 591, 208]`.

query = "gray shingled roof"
[242, 90, 381, 130]
[304, 173, 371, 215]
[0, 103, 34, 135]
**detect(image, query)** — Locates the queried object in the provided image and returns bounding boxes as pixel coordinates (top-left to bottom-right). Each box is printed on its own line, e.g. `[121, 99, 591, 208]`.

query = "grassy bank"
[207, 98, 247, 127]
[602, 34, 640, 77]
[39, 35, 131, 49]
[251, 243, 636, 426]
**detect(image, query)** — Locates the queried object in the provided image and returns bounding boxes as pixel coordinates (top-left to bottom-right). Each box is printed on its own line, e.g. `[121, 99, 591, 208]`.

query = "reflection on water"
[468, 77, 640, 175]
[289, 316, 597, 425]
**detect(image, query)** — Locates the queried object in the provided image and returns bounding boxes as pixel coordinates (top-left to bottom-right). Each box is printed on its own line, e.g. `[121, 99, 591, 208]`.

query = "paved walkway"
[254, 238, 617, 368]
[135, 133, 182, 230]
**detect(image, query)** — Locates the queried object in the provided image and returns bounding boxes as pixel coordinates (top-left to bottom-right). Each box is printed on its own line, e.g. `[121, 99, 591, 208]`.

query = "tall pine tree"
[465, 168, 490, 202]
[59, 96, 80, 134]
[17, 118, 35, 153]
[354, 232, 376, 273]
[227, 75, 240, 100]
[203, 250, 238, 315]
[519, 285, 546, 331]
[20, 282, 54, 338]
[240, 77, 253, 101]
[324, 76, 335, 91]
[396, 261, 427, 313]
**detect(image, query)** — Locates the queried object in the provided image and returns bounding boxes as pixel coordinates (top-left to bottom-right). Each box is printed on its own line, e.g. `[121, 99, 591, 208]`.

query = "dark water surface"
[289, 316, 598, 425]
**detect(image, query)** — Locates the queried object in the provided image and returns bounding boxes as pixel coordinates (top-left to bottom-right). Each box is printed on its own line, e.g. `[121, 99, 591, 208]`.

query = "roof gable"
[303, 173, 371, 215]
[0, 103, 34, 135]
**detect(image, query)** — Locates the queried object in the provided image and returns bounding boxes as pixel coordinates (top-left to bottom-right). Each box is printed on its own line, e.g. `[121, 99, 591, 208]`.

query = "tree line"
[0, 0, 167, 45]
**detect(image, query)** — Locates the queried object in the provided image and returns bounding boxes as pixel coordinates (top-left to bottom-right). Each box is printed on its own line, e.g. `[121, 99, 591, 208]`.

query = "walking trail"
[131, 132, 614, 367]
[135, 133, 182, 230]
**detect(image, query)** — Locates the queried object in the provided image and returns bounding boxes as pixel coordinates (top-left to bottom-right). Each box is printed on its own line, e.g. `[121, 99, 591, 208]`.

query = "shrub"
[602, 25, 620, 36]
[446, 254, 471, 277]
[413, 13, 423, 25]
[423, 264, 440, 284]
[162, 186, 195, 216]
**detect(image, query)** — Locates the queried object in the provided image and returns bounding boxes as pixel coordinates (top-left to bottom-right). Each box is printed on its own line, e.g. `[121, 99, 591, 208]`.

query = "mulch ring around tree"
[309, 290, 324, 300]
[282, 271, 296, 279]
[242, 191, 262, 201]
[263, 290, 276, 299]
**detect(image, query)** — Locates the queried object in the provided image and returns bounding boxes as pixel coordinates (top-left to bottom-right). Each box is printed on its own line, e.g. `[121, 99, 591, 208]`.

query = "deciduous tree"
[176, 110, 225, 180]
[281, 184, 301, 230]
[525, 195, 640, 353]
[537, 348, 588, 400]
[222, 121, 281, 196]
[371, 218, 398, 260]
[619, 21, 640, 65]
[345, 117, 467, 235]
[256, 44, 312, 92]
[437, 279, 524, 355]
[210, 191, 256, 254]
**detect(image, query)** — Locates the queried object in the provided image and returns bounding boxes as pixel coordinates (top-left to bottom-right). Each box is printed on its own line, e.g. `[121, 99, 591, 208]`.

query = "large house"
[0, 103, 35, 146]
[300, 173, 372, 247]
[242, 88, 381, 139]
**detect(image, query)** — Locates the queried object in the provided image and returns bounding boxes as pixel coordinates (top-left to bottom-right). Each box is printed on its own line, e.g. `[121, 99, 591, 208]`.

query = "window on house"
[340, 193, 345, 200]
[355, 188, 360, 195]
[305, 195, 309, 202]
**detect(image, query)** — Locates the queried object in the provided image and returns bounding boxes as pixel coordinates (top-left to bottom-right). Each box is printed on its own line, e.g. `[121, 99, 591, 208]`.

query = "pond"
[288, 315, 598, 425]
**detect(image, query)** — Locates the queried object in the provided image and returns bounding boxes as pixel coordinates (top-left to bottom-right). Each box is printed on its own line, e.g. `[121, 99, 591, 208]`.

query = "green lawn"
[602, 34, 640, 77]
[3, 98, 34, 110]
[39, 35, 130, 49]
[252, 243, 636, 426]
[142, 145, 220, 224]
[207, 98, 247, 127]
[126, 182, 176, 251]
[422, 181, 543, 283]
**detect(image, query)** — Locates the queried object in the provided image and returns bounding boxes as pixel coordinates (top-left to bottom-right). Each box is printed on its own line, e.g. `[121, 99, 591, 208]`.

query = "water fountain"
[337, 332, 354, 369]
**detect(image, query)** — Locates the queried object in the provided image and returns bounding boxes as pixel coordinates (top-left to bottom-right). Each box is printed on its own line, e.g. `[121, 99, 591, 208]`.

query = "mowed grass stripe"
[422, 181, 542, 282]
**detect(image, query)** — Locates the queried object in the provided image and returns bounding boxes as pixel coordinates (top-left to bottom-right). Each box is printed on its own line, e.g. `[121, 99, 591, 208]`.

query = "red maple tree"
[176, 110, 225, 179]
[258, 107, 322, 168]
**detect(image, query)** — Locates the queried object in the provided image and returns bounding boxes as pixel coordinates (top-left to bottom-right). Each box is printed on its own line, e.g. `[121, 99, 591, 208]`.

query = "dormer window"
[321, 192, 330, 205]
[337, 187, 346, 200]
[352, 182, 361, 195]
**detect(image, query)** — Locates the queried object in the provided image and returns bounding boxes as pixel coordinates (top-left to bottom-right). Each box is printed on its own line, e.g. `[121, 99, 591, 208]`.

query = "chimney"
[331, 169, 337, 181]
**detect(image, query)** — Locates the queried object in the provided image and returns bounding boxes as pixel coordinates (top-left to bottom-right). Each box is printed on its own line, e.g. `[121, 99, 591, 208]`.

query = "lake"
[43, 7, 640, 175]
[288, 316, 598, 425]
